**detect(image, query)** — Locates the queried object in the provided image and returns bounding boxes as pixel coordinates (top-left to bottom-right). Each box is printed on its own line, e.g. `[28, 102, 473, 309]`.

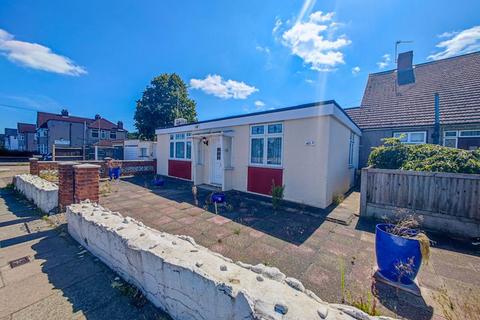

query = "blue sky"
[1, 0, 479, 132]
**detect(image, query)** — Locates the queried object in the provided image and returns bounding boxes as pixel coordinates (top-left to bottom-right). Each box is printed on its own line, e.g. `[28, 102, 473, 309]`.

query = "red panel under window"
[247, 167, 283, 195]
[168, 160, 192, 180]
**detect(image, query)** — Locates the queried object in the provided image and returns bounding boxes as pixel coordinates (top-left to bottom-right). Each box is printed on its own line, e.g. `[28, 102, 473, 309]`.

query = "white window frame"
[169, 132, 192, 160]
[393, 131, 427, 144]
[100, 130, 107, 139]
[140, 147, 148, 158]
[249, 122, 283, 167]
[348, 131, 355, 168]
[443, 130, 458, 148]
[91, 129, 99, 138]
[110, 131, 117, 139]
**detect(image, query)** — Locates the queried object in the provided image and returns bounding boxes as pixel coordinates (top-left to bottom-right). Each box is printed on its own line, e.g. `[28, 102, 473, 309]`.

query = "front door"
[210, 138, 223, 185]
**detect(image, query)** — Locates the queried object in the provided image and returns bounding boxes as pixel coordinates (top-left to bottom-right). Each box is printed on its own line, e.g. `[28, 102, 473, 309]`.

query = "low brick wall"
[30, 159, 155, 179]
[67, 202, 390, 320]
[14, 174, 58, 214]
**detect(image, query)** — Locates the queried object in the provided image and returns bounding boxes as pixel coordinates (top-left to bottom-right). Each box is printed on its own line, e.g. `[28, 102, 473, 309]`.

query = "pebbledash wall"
[14, 174, 58, 213]
[67, 201, 391, 320]
[156, 102, 360, 209]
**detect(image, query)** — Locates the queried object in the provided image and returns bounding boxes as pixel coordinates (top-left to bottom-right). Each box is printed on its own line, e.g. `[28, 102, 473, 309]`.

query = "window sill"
[248, 164, 283, 170]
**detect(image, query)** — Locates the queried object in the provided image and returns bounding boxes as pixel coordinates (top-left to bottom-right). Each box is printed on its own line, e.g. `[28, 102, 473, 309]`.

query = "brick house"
[346, 51, 480, 167]
[17, 123, 37, 152]
[36, 109, 127, 155]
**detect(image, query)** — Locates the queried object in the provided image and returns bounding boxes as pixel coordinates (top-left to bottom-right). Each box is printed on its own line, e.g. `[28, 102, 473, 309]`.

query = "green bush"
[368, 137, 480, 174]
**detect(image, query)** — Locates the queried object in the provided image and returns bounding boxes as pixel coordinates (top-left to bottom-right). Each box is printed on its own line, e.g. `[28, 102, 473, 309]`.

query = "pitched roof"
[88, 118, 117, 130]
[37, 112, 93, 128]
[37, 112, 123, 131]
[4, 128, 17, 136]
[17, 123, 36, 133]
[346, 51, 480, 129]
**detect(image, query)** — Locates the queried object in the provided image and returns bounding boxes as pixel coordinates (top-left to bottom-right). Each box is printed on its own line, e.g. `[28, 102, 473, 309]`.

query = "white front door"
[210, 137, 223, 185]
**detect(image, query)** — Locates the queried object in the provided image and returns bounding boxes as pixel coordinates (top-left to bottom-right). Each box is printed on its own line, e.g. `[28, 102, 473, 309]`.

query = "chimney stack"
[117, 121, 123, 129]
[95, 114, 101, 120]
[61, 109, 69, 116]
[397, 51, 415, 85]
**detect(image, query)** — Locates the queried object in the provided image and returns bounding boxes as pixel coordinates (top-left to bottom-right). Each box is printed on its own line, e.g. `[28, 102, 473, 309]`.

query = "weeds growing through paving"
[271, 181, 285, 211]
[433, 286, 480, 320]
[339, 258, 380, 316]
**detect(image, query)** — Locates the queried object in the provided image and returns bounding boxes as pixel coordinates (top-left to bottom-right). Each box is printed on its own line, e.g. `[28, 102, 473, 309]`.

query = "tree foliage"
[368, 137, 480, 174]
[134, 73, 197, 140]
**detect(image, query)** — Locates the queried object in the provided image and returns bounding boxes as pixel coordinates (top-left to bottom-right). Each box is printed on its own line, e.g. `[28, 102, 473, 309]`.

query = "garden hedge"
[368, 138, 480, 174]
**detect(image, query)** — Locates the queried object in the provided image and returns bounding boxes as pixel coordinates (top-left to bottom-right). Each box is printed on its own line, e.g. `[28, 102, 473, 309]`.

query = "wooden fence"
[360, 168, 480, 237]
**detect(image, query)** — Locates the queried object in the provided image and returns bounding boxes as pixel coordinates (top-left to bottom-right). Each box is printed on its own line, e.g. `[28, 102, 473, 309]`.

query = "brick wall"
[29, 158, 38, 175]
[58, 162, 77, 210]
[74, 164, 100, 203]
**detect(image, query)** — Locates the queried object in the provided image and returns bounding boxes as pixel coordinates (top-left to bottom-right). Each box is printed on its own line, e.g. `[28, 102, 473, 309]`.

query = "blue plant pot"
[375, 223, 422, 285]
[152, 177, 165, 186]
[108, 167, 121, 179]
[211, 192, 226, 204]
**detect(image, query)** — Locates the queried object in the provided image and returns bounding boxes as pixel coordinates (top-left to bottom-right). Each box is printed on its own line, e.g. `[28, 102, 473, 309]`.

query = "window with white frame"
[110, 131, 117, 139]
[348, 132, 355, 167]
[393, 131, 426, 144]
[91, 129, 99, 138]
[140, 147, 148, 157]
[100, 130, 107, 139]
[169, 133, 192, 160]
[250, 123, 283, 166]
[443, 131, 458, 148]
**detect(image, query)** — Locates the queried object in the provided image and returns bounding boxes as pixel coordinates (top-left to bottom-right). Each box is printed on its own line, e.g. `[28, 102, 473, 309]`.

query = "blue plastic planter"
[109, 167, 121, 180]
[375, 223, 422, 285]
[152, 177, 165, 186]
[211, 192, 226, 204]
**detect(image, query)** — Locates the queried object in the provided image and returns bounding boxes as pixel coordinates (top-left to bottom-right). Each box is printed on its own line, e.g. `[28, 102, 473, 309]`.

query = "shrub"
[368, 138, 480, 174]
[270, 180, 285, 210]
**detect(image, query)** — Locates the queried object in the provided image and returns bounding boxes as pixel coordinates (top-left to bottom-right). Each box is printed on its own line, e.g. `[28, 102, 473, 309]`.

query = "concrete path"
[0, 171, 170, 319]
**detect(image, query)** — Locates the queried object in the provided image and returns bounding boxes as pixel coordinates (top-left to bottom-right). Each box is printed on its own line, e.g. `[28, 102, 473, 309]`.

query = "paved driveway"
[100, 175, 480, 320]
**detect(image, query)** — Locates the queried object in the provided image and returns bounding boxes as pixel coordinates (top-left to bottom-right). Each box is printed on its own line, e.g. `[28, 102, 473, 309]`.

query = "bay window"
[169, 133, 191, 160]
[250, 123, 283, 166]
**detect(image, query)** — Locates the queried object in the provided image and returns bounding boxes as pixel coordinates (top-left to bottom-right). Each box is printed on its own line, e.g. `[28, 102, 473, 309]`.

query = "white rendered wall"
[14, 174, 58, 214]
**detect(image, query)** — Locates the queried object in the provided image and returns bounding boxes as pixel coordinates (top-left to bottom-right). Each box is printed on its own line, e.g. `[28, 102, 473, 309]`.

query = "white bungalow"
[155, 101, 361, 209]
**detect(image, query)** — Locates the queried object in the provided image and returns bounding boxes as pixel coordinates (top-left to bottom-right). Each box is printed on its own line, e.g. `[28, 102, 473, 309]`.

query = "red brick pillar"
[29, 158, 39, 175]
[58, 162, 78, 210]
[74, 164, 100, 203]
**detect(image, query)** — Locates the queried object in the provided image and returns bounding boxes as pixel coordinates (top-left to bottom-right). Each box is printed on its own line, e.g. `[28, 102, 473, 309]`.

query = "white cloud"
[296, 0, 316, 24]
[376, 54, 391, 69]
[281, 11, 351, 72]
[428, 26, 480, 60]
[256, 45, 270, 54]
[254, 100, 265, 107]
[351, 66, 360, 75]
[272, 18, 283, 34]
[190, 74, 258, 99]
[0, 28, 86, 76]
[305, 79, 314, 84]
[437, 31, 458, 38]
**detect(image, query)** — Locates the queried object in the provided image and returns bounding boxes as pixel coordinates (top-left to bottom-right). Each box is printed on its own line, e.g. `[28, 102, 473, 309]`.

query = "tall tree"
[134, 73, 197, 140]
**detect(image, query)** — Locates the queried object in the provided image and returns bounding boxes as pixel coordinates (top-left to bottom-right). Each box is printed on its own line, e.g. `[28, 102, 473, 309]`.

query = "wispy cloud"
[243, 100, 273, 113]
[272, 17, 283, 35]
[189, 74, 258, 100]
[281, 11, 351, 72]
[351, 66, 360, 75]
[376, 54, 391, 69]
[0, 29, 86, 76]
[428, 26, 480, 60]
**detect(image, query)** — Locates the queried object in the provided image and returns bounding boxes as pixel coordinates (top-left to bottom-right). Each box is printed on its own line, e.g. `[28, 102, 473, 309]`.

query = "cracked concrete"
[13, 174, 58, 214]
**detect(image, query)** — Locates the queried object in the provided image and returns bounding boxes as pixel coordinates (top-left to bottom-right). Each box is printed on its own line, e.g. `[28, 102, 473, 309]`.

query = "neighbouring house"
[4, 128, 18, 151]
[155, 101, 361, 209]
[346, 51, 480, 167]
[17, 123, 37, 152]
[36, 109, 127, 156]
[124, 139, 157, 160]
[0, 134, 5, 149]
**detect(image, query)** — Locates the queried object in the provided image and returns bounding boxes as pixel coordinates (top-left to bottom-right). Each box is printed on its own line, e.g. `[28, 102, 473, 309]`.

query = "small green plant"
[271, 180, 285, 210]
[339, 258, 380, 316]
[39, 170, 58, 183]
[5, 183, 14, 190]
[233, 227, 241, 235]
[333, 193, 345, 205]
[99, 181, 112, 196]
